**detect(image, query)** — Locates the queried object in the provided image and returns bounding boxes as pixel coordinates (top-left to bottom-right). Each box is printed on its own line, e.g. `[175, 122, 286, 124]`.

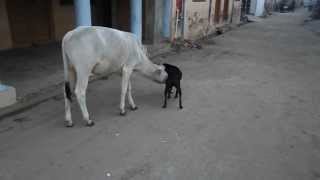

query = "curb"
[0, 85, 62, 120]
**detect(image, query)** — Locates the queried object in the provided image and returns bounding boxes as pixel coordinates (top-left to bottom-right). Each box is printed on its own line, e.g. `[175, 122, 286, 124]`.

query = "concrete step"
[0, 84, 16, 108]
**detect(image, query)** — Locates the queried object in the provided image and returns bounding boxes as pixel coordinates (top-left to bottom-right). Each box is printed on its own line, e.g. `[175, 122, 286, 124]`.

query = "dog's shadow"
[134, 91, 164, 108]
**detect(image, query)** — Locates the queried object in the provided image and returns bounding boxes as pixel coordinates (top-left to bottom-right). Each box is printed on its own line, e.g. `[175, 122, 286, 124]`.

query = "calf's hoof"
[65, 121, 74, 128]
[130, 106, 138, 111]
[120, 110, 126, 116]
[179, 106, 183, 109]
[162, 105, 167, 108]
[86, 121, 95, 127]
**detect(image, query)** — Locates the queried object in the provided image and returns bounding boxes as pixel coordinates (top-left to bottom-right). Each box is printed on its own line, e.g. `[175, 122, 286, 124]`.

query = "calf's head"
[152, 65, 168, 84]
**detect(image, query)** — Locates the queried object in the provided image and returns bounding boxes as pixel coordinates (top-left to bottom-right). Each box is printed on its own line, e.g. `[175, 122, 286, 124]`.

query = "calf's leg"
[64, 87, 73, 127]
[120, 67, 132, 115]
[127, 80, 138, 111]
[64, 68, 76, 127]
[75, 72, 94, 126]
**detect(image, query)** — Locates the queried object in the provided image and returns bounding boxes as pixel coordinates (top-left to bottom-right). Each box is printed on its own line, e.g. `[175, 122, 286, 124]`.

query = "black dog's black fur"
[162, 63, 183, 109]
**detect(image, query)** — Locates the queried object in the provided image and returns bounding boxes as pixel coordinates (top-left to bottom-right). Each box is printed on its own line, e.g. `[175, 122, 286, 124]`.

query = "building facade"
[0, 0, 242, 50]
[0, 0, 171, 50]
[0, 0, 75, 50]
[170, 0, 242, 40]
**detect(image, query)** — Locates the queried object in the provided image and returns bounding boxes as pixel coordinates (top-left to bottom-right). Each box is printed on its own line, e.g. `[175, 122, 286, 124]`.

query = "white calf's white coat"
[62, 26, 167, 126]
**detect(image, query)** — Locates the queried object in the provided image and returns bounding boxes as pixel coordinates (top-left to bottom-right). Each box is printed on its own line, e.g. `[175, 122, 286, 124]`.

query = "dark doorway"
[6, 0, 53, 47]
[241, 0, 251, 16]
[116, 0, 131, 32]
[223, 0, 230, 21]
[91, 0, 130, 32]
[214, 0, 222, 23]
[91, 0, 112, 27]
[142, 0, 155, 44]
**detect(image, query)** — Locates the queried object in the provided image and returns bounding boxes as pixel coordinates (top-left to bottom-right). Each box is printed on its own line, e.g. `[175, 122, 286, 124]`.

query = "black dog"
[162, 63, 183, 109]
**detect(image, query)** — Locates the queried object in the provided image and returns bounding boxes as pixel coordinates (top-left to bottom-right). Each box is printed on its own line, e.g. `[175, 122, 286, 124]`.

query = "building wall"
[184, 0, 211, 40]
[223, 0, 234, 23]
[154, 0, 165, 42]
[228, 0, 236, 22]
[0, 0, 75, 50]
[51, 0, 75, 40]
[222, 0, 233, 23]
[255, 0, 265, 16]
[250, 0, 257, 14]
[0, 0, 12, 50]
[220, 0, 226, 22]
[182, 0, 239, 40]
[171, 0, 177, 40]
[232, 0, 242, 24]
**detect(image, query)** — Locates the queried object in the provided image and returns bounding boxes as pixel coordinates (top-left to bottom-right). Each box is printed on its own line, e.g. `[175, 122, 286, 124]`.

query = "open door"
[214, 0, 222, 23]
[223, 0, 230, 21]
[91, 0, 112, 27]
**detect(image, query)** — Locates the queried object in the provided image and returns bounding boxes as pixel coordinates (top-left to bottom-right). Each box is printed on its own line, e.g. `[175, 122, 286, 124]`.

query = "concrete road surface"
[1, 10, 320, 180]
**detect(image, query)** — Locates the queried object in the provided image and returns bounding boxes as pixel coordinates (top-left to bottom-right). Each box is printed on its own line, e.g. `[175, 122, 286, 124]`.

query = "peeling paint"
[181, 0, 242, 40]
[188, 11, 210, 39]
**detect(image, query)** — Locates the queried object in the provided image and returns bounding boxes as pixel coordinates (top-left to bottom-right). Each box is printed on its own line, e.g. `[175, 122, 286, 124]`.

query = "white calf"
[62, 26, 168, 127]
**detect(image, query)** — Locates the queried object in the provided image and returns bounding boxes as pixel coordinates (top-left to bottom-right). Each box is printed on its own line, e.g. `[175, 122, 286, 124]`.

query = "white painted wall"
[250, 0, 257, 14]
[255, 0, 265, 16]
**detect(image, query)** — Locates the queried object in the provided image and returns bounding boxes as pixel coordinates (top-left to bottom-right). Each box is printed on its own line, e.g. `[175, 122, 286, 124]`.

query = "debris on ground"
[171, 38, 202, 52]
[106, 172, 112, 177]
[13, 117, 32, 123]
[160, 137, 168, 143]
[216, 28, 223, 35]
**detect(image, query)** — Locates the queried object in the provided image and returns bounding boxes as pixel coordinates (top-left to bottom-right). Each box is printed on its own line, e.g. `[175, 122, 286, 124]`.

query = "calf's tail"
[65, 82, 72, 102]
[62, 39, 73, 102]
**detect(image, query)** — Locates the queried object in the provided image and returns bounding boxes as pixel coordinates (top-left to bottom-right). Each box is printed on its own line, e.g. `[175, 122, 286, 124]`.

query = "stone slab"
[0, 84, 16, 108]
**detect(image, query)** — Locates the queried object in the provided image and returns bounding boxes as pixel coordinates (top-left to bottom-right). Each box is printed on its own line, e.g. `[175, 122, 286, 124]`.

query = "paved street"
[1, 10, 320, 180]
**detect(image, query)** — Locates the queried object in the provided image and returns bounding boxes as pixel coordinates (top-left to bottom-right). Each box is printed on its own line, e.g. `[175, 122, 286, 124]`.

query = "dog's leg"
[177, 84, 183, 109]
[168, 87, 172, 99]
[162, 85, 169, 108]
[175, 86, 179, 99]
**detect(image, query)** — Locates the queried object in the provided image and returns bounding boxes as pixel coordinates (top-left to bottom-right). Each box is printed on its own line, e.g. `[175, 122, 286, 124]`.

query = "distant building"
[0, 0, 242, 50]
[171, 0, 242, 40]
[0, 0, 169, 50]
[241, 0, 268, 16]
